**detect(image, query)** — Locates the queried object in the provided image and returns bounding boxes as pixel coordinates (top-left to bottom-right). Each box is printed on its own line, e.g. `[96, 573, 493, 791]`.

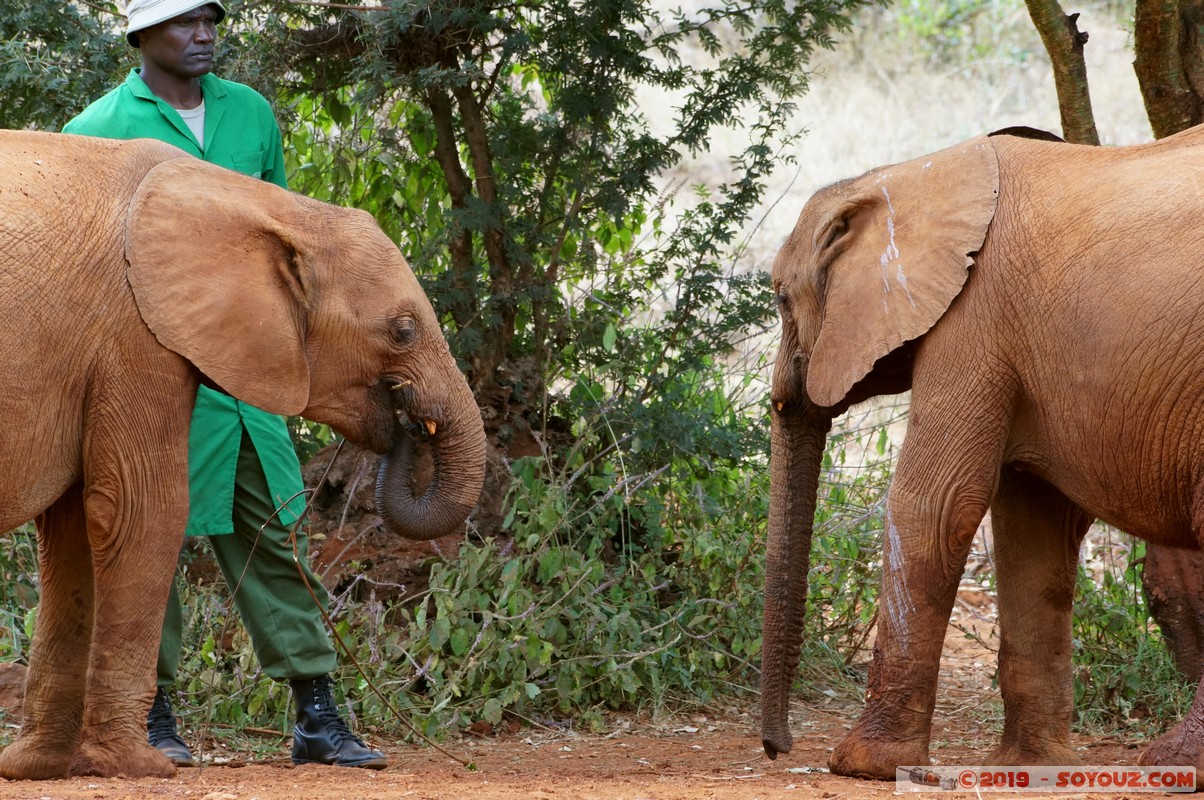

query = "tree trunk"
[1023, 0, 1100, 144]
[1134, 0, 1204, 138]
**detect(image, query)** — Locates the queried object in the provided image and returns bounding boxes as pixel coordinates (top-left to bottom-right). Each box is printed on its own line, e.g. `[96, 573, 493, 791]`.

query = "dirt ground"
[0, 722, 1141, 800]
[0, 586, 1163, 800]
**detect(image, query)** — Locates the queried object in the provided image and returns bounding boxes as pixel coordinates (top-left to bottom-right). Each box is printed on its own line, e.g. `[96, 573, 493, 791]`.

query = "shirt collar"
[126, 69, 228, 103]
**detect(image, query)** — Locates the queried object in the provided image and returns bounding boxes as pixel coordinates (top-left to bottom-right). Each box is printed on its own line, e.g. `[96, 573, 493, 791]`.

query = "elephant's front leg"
[829, 397, 1005, 779]
[64, 401, 191, 779]
[66, 489, 184, 779]
[829, 487, 981, 777]
[0, 488, 93, 779]
[1139, 677, 1204, 788]
[988, 468, 1090, 766]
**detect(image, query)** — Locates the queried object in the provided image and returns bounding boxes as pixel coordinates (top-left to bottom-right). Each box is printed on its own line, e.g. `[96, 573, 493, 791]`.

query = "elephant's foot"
[68, 739, 176, 778]
[829, 728, 929, 780]
[986, 739, 1080, 767]
[1138, 721, 1204, 785]
[0, 735, 75, 780]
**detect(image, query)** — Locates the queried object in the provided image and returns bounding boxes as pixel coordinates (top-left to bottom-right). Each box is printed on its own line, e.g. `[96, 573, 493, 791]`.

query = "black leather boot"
[290, 675, 388, 769]
[147, 687, 195, 767]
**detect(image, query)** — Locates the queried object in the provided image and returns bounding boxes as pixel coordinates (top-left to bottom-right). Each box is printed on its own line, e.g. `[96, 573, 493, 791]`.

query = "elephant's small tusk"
[392, 380, 412, 390]
[776, 401, 784, 411]
[424, 419, 437, 436]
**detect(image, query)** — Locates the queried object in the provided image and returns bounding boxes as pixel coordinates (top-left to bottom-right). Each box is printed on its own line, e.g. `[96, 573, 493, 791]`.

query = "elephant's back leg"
[1139, 672, 1204, 787]
[0, 486, 91, 779]
[988, 466, 1091, 767]
[1138, 497, 1204, 787]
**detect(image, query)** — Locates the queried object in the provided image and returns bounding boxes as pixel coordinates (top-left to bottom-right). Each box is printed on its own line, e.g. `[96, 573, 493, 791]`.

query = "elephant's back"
[972, 131, 1204, 541]
[0, 131, 182, 303]
[0, 130, 184, 235]
[0, 129, 185, 211]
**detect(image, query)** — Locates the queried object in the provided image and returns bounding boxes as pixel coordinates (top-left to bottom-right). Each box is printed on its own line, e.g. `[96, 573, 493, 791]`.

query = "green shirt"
[63, 70, 306, 535]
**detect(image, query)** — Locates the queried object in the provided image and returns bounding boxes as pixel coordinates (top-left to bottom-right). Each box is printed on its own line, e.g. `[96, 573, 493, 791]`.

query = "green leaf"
[450, 627, 470, 656]
[430, 617, 451, 651]
[482, 697, 503, 725]
[538, 548, 564, 584]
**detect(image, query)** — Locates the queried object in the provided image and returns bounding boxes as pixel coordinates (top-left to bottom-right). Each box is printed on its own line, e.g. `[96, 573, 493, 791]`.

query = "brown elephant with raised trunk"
[0, 130, 486, 779]
[762, 123, 1204, 781]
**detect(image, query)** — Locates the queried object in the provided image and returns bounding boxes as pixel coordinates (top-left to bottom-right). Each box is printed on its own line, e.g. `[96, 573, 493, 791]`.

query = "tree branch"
[451, 75, 516, 394]
[283, 0, 383, 9]
[1024, 0, 1100, 144]
[426, 87, 479, 336]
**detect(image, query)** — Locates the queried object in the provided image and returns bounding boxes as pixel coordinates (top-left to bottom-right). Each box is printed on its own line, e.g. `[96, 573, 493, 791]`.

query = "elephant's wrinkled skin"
[762, 123, 1204, 782]
[0, 130, 485, 779]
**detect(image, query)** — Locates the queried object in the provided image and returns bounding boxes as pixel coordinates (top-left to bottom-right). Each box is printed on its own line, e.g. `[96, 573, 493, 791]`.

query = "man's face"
[136, 4, 220, 79]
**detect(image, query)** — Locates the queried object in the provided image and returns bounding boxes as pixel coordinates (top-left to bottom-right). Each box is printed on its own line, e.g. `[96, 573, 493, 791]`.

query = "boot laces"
[311, 678, 362, 746]
[147, 690, 180, 743]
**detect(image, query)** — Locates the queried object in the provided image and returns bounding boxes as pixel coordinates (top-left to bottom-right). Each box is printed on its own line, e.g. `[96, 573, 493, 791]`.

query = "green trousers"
[157, 430, 337, 686]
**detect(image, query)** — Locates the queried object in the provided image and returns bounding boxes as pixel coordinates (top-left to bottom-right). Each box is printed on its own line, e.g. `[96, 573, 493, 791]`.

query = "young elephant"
[0, 129, 485, 779]
[762, 124, 1204, 780]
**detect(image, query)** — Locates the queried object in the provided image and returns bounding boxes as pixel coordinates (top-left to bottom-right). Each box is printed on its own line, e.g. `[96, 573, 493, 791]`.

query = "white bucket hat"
[125, 0, 226, 47]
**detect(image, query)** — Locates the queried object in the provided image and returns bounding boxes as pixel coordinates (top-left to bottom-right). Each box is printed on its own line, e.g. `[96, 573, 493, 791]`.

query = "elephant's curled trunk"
[760, 401, 832, 758]
[375, 398, 487, 541]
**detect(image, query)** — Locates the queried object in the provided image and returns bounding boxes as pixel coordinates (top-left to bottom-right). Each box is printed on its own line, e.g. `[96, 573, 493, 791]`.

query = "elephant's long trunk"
[761, 400, 831, 759]
[375, 392, 486, 541]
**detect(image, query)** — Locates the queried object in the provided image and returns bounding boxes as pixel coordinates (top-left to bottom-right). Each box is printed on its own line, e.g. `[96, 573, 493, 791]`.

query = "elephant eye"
[389, 316, 418, 347]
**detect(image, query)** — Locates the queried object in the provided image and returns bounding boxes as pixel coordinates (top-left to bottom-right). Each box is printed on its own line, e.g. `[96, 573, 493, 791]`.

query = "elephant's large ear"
[126, 158, 311, 415]
[807, 136, 999, 407]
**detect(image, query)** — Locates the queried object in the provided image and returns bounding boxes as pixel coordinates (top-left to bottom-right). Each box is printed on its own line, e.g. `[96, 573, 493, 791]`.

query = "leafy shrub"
[1071, 535, 1192, 733]
[0, 524, 37, 664]
[177, 404, 897, 737]
[868, 0, 1040, 65]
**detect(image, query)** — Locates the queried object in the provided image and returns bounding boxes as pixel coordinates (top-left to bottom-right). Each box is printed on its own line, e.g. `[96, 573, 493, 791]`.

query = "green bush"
[171, 406, 895, 737]
[0, 524, 37, 664]
[93, 406, 894, 739]
[868, 0, 1040, 65]
[1071, 536, 1193, 733]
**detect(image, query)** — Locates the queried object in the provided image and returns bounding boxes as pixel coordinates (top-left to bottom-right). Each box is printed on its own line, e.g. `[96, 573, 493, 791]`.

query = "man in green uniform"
[63, 0, 387, 770]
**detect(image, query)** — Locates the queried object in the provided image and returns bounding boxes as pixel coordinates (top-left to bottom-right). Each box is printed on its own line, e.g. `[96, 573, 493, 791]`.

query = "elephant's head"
[124, 157, 485, 540]
[760, 137, 1000, 757]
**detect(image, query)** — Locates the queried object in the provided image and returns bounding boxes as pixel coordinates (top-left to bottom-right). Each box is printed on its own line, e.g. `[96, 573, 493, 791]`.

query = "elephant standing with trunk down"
[0, 129, 485, 779]
[761, 122, 1204, 783]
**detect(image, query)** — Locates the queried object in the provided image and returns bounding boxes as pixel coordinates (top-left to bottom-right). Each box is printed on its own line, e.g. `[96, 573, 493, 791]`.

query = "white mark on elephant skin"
[922, 161, 933, 169]
[882, 508, 916, 654]
[896, 263, 916, 307]
[877, 186, 916, 309]
[880, 183, 897, 215]
[879, 187, 898, 294]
